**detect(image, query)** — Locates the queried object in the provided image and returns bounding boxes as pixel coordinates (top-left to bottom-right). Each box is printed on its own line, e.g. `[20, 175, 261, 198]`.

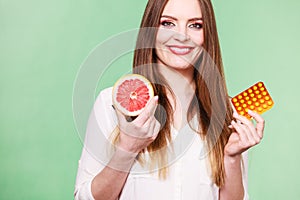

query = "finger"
[145, 116, 160, 138]
[114, 107, 128, 124]
[233, 112, 260, 142]
[231, 118, 259, 147]
[248, 110, 265, 138]
[233, 113, 256, 136]
[148, 119, 161, 140]
[153, 119, 161, 135]
[231, 120, 249, 144]
[151, 133, 159, 140]
[151, 121, 161, 140]
[145, 117, 156, 137]
[114, 108, 138, 136]
[135, 96, 159, 125]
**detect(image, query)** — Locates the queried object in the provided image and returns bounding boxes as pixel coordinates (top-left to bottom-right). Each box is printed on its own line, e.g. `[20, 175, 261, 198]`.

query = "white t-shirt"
[74, 87, 249, 200]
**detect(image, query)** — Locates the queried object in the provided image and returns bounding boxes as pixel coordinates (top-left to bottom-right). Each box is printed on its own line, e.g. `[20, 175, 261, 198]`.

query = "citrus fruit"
[112, 74, 154, 116]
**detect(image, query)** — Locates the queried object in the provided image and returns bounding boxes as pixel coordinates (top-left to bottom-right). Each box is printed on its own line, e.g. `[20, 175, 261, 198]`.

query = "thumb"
[135, 95, 159, 125]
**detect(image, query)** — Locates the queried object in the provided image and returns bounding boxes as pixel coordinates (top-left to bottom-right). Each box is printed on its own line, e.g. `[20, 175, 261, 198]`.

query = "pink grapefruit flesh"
[112, 74, 154, 116]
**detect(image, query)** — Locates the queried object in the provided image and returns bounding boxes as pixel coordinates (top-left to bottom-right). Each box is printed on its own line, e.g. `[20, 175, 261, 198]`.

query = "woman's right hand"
[115, 96, 161, 153]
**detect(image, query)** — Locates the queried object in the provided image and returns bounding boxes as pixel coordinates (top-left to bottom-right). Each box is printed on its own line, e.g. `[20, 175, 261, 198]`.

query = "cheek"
[190, 31, 204, 46]
[156, 29, 174, 45]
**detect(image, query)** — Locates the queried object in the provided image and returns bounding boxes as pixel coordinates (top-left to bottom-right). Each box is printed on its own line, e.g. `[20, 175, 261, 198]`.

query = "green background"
[1, 0, 299, 199]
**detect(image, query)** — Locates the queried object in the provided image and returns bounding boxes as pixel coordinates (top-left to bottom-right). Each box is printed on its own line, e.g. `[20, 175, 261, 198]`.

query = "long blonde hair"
[114, 0, 233, 187]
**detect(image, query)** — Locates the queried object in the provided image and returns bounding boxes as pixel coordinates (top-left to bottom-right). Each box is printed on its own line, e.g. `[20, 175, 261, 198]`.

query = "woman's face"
[155, 0, 204, 70]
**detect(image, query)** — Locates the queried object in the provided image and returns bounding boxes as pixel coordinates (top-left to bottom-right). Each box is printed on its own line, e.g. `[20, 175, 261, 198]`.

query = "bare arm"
[220, 110, 265, 200]
[91, 148, 137, 200]
[219, 155, 244, 200]
[91, 96, 160, 200]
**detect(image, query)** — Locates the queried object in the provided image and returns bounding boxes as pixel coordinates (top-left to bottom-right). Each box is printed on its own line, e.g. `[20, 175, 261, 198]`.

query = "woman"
[74, 0, 265, 199]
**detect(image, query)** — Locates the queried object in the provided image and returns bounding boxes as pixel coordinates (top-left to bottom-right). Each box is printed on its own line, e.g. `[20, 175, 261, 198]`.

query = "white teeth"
[170, 47, 190, 54]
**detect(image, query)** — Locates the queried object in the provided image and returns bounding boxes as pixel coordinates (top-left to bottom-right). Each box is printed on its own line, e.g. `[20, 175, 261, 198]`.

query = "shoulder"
[93, 87, 114, 114]
[95, 87, 113, 107]
[92, 87, 117, 136]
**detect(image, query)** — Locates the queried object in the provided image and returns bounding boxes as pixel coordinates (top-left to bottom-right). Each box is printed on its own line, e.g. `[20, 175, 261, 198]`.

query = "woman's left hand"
[225, 110, 265, 157]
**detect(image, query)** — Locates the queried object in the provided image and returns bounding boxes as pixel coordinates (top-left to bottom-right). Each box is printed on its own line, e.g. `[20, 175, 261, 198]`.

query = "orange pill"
[255, 102, 260, 107]
[243, 104, 247, 108]
[253, 86, 258, 90]
[238, 95, 243, 99]
[250, 93, 255, 97]
[235, 102, 240, 106]
[250, 105, 255, 109]
[260, 99, 265, 104]
[262, 91, 267, 96]
[245, 96, 250, 100]
[258, 82, 263, 87]
[237, 107, 242, 111]
[253, 97, 257, 102]
[260, 87, 265, 91]
[268, 101, 273, 106]
[247, 101, 252, 105]
[265, 96, 270, 101]
[258, 107, 263, 112]
[240, 111, 245, 115]
[248, 89, 253, 93]
[255, 90, 260, 94]
[240, 99, 245, 103]
[243, 92, 248, 96]
[263, 104, 268, 109]
[257, 95, 262, 99]
[232, 98, 238, 102]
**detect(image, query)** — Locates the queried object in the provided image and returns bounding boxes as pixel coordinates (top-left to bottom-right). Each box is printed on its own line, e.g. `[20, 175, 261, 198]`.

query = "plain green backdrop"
[1, 0, 300, 199]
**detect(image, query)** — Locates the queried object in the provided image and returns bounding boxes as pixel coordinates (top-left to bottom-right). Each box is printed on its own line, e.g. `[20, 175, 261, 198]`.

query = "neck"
[157, 63, 195, 96]
[157, 62, 196, 130]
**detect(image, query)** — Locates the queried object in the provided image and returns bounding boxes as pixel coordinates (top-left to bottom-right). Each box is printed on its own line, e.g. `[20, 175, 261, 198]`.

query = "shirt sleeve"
[74, 87, 117, 200]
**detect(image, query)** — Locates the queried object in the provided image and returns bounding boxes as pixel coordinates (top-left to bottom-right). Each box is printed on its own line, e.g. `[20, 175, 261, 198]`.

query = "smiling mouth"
[168, 46, 194, 55]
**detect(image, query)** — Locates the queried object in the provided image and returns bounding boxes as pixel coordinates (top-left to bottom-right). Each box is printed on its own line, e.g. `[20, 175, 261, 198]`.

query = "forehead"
[162, 0, 202, 18]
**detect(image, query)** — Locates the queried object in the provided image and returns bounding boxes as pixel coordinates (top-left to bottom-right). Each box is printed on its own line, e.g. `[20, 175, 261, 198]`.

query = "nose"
[173, 24, 190, 41]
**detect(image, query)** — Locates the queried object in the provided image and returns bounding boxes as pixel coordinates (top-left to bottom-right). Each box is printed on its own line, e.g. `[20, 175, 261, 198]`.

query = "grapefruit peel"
[112, 74, 154, 116]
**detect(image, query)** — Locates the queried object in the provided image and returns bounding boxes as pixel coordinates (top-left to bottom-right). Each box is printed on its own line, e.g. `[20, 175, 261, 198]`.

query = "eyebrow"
[161, 15, 203, 21]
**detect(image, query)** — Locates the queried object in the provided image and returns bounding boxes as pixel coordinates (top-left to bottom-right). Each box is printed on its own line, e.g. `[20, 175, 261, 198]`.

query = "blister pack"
[231, 82, 274, 119]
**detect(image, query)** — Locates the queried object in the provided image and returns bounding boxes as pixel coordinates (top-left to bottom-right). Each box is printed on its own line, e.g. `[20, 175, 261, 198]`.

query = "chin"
[167, 56, 195, 69]
[170, 63, 191, 70]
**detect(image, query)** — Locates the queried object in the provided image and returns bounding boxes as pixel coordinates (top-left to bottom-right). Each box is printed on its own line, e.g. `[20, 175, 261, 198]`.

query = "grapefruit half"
[112, 74, 154, 116]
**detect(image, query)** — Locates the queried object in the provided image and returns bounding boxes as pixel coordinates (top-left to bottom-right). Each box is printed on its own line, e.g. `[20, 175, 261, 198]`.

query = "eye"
[188, 23, 203, 30]
[160, 21, 175, 27]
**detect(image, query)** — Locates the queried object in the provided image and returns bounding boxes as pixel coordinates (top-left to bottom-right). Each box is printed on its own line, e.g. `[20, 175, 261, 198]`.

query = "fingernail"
[248, 109, 253, 114]
[231, 120, 235, 125]
[228, 125, 233, 128]
[154, 96, 159, 101]
[233, 112, 238, 118]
